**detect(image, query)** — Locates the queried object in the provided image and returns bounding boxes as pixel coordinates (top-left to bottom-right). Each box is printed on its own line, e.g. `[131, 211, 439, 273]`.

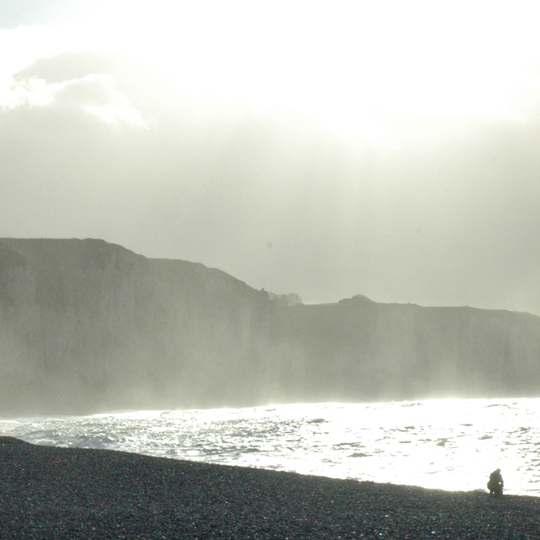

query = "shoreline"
[1, 436, 539, 539]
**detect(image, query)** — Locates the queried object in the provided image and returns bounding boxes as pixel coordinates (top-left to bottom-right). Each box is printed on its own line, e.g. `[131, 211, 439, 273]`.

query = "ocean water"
[1, 398, 539, 497]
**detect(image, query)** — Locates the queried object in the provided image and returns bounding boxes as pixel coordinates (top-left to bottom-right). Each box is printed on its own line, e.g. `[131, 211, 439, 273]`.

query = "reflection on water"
[1, 398, 540, 496]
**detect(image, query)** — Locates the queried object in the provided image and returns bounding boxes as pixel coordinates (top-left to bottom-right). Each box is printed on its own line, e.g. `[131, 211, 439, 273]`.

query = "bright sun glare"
[6, 0, 540, 139]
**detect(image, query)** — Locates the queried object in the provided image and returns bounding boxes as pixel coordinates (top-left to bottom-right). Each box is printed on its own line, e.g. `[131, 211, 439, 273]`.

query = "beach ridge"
[1, 436, 538, 539]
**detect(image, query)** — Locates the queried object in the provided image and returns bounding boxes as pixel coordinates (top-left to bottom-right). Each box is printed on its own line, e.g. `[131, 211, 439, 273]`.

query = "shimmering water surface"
[1, 399, 540, 496]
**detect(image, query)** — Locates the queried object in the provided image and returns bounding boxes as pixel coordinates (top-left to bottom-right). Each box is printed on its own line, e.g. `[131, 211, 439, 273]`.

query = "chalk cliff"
[1, 238, 540, 415]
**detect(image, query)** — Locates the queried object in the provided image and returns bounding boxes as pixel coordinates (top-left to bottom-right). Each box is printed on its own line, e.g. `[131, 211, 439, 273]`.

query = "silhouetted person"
[487, 468, 503, 496]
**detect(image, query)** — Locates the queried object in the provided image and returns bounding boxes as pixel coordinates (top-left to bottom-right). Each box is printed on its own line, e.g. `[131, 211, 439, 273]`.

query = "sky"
[1, 0, 540, 314]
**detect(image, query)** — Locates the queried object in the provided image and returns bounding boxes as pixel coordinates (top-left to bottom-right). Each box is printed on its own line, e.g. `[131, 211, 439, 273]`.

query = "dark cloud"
[3, 51, 540, 315]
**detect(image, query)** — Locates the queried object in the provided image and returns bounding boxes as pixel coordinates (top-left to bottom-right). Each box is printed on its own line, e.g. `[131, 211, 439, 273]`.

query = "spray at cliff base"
[1, 398, 539, 497]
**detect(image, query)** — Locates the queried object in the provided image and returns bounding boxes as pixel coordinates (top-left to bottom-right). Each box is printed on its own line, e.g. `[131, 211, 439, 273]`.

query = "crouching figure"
[487, 468, 504, 496]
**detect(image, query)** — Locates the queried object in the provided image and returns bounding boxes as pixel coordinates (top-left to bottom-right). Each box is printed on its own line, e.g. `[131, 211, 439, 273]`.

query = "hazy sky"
[2, 0, 540, 314]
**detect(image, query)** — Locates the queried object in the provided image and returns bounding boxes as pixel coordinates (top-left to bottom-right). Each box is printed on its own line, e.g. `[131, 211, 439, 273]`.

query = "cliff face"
[274, 297, 540, 402]
[1, 239, 540, 416]
[0, 239, 270, 414]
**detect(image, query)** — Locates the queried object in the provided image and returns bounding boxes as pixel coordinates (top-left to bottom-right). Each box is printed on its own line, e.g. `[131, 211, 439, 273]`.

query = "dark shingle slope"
[0, 437, 538, 539]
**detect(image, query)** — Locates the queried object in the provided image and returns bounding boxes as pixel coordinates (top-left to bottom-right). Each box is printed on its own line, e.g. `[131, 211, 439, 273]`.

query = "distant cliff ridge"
[1, 238, 540, 416]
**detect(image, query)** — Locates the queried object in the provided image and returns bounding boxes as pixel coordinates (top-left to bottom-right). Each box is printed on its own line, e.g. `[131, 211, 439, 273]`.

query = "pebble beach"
[1, 436, 539, 539]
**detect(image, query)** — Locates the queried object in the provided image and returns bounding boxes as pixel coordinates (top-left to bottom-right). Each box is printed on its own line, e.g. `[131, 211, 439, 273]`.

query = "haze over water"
[1, 398, 539, 497]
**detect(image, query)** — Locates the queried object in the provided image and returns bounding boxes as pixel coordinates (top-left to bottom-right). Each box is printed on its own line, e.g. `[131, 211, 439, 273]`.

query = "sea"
[1, 398, 539, 497]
